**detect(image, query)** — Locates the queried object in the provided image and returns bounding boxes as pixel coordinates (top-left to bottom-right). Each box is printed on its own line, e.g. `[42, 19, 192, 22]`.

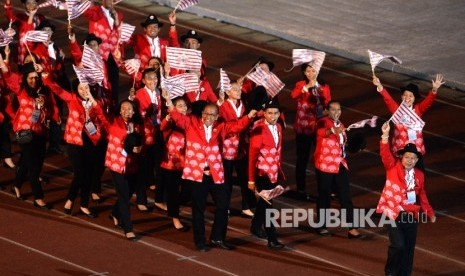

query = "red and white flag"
[119, 22, 135, 43]
[247, 67, 284, 98]
[166, 47, 202, 71]
[218, 68, 232, 92]
[347, 116, 378, 130]
[38, 0, 60, 9]
[175, 0, 198, 10]
[0, 29, 13, 47]
[257, 185, 290, 201]
[67, 0, 91, 20]
[124, 58, 141, 76]
[24, 30, 50, 42]
[368, 49, 402, 72]
[292, 49, 326, 72]
[73, 65, 104, 85]
[82, 44, 104, 72]
[161, 73, 199, 99]
[390, 101, 425, 130]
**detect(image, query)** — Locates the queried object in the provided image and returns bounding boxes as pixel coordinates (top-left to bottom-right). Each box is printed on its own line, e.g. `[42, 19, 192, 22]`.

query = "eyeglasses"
[202, 112, 217, 117]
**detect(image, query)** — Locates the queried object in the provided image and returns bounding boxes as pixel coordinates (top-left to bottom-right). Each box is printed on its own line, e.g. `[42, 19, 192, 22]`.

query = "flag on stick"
[389, 101, 425, 130]
[38, 0, 59, 9]
[82, 44, 104, 72]
[257, 185, 290, 203]
[174, 0, 198, 13]
[24, 31, 50, 42]
[218, 68, 232, 92]
[0, 29, 13, 47]
[161, 73, 199, 99]
[166, 47, 202, 71]
[124, 59, 141, 76]
[368, 50, 402, 74]
[67, 0, 91, 20]
[347, 116, 378, 130]
[119, 23, 135, 43]
[291, 49, 326, 72]
[73, 65, 104, 85]
[247, 67, 284, 98]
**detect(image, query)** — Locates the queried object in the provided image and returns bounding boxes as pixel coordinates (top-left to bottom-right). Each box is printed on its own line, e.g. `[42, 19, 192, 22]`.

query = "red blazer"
[44, 78, 103, 146]
[84, 5, 123, 61]
[184, 79, 218, 105]
[170, 109, 251, 184]
[379, 88, 436, 155]
[93, 105, 142, 174]
[5, 4, 45, 63]
[376, 141, 435, 220]
[219, 99, 248, 160]
[248, 119, 285, 184]
[5, 72, 58, 136]
[291, 81, 331, 135]
[133, 87, 163, 146]
[314, 116, 348, 173]
[160, 118, 185, 171]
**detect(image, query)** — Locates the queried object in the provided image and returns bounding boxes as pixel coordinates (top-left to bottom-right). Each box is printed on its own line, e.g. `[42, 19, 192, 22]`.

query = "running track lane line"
[0, 236, 102, 275]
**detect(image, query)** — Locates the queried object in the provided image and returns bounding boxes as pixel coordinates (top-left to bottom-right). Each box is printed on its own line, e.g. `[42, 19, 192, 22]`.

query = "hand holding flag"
[247, 66, 285, 98]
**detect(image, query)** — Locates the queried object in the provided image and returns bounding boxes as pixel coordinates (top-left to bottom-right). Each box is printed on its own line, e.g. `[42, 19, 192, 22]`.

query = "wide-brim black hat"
[21, 0, 41, 3]
[20, 62, 37, 75]
[401, 83, 420, 98]
[83, 33, 102, 45]
[263, 98, 281, 111]
[397, 143, 422, 158]
[141, 14, 163, 28]
[36, 20, 55, 32]
[180, 30, 203, 43]
[124, 132, 142, 154]
[256, 56, 275, 72]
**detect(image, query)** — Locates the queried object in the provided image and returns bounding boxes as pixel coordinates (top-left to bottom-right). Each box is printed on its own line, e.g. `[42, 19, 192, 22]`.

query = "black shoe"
[317, 228, 332, 237]
[3, 162, 15, 170]
[47, 147, 64, 155]
[175, 225, 190, 232]
[348, 231, 366, 240]
[210, 240, 235, 250]
[251, 227, 268, 239]
[195, 244, 209, 252]
[33, 201, 50, 210]
[91, 196, 103, 204]
[267, 240, 284, 249]
[125, 232, 139, 241]
[136, 204, 150, 212]
[11, 187, 24, 201]
[64, 207, 72, 215]
[240, 210, 254, 218]
[80, 208, 97, 218]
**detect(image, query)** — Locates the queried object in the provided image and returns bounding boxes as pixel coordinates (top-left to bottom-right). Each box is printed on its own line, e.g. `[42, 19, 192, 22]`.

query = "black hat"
[21, 0, 41, 3]
[124, 132, 142, 154]
[263, 98, 281, 111]
[180, 30, 203, 43]
[141, 14, 163, 28]
[36, 20, 55, 32]
[248, 86, 269, 111]
[346, 133, 367, 154]
[20, 62, 36, 75]
[401, 83, 420, 99]
[83, 33, 102, 45]
[256, 56, 275, 72]
[397, 143, 422, 158]
[191, 100, 209, 118]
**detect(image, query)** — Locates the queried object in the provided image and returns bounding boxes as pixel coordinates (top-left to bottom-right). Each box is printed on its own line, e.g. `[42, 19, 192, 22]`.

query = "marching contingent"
[0, 0, 447, 274]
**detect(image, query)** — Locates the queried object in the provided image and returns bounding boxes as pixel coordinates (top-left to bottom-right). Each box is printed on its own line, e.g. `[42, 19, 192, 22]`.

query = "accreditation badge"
[85, 121, 97, 135]
[407, 191, 416, 204]
[407, 129, 417, 142]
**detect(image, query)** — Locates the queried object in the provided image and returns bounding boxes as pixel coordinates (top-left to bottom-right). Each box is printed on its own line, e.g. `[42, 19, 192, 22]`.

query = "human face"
[226, 83, 241, 101]
[327, 102, 341, 121]
[144, 24, 160, 38]
[174, 99, 187, 115]
[41, 27, 53, 41]
[304, 65, 318, 82]
[401, 91, 415, 107]
[77, 83, 90, 100]
[202, 105, 218, 127]
[26, 72, 39, 89]
[258, 63, 270, 73]
[184, 38, 200, 50]
[142, 72, 158, 90]
[148, 58, 161, 70]
[401, 152, 418, 171]
[120, 102, 134, 122]
[24, 0, 38, 12]
[264, 107, 280, 125]
[87, 40, 100, 54]
[102, 0, 113, 9]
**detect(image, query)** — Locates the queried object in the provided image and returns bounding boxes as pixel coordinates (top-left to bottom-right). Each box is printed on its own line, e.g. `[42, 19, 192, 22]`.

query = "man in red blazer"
[164, 93, 257, 252]
[248, 99, 286, 249]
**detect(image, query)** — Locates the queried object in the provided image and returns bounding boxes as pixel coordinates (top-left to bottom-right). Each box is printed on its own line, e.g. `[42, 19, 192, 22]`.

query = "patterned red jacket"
[291, 81, 331, 135]
[314, 116, 348, 173]
[160, 118, 185, 171]
[84, 5, 123, 61]
[133, 87, 163, 146]
[376, 141, 435, 220]
[169, 109, 252, 184]
[219, 99, 248, 160]
[379, 88, 436, 155]
[248, 119, 285, 184]
[43, 78, 103, 146]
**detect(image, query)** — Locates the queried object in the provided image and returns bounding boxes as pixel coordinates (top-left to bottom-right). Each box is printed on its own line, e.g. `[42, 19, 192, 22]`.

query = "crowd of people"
[0, 0, 445, 274]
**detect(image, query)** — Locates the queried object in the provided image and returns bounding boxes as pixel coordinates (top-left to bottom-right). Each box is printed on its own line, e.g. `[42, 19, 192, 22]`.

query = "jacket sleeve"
[69, 40, 83, 65]
[248, 125, 262, 182]
[380, 140, 396, 170]
[291, 81, 306, 99]
[43, 77, 73, 103]
[169, 109, 191, 130]
[168, 29, 180, 47]
[415, 91, 437, 116]
[379, 88, 399, 114]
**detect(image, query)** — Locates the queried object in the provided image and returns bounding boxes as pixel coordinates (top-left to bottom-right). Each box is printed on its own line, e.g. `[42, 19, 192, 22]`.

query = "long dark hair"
[22, 71, 46, 98]
[115, 99, 143, 125]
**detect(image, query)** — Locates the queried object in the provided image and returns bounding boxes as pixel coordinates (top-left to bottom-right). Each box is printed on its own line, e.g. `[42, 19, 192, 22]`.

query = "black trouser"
[251, 176, 278, 242]
[48, 120, 62, 151]
[153, 130, 165, 203]
[315, 165, 355, 229]
[14, 135, 47, 200]
[91, 139, 107, 194]
[106, 54, 119, 107]
[111, 171, 137, 233]
[295, 133, 315, 192]
[223, 158, 256, 210]
[136, 144, 156, 205]
[189, 176, 229, 247]
[66, 135, 99, 208]
[385, 212, 418, 276]
[0, 117, 13, 159]
[162, 168, 183, 218]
